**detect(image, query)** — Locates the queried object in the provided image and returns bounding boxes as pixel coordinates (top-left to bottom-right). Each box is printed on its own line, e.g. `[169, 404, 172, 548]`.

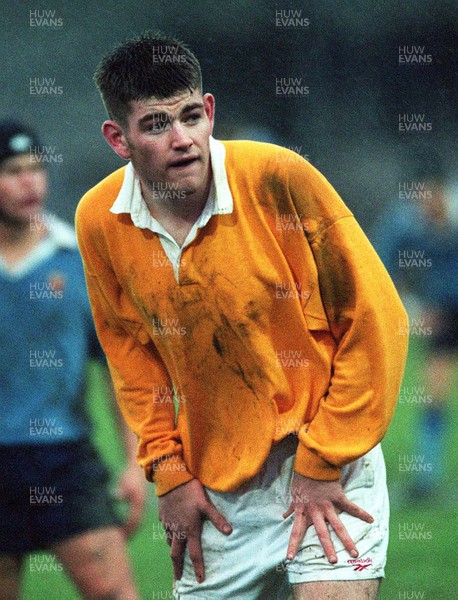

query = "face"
[0, 154, 47, 225]
[420, 181, 448, 223]
[102, 88, 215, 200]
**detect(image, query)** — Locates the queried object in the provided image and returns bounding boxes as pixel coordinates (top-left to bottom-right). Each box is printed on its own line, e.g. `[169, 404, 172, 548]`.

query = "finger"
[122, 517, 134, 539]
[311, 512, 338, 564]
[283, 503, 294, 519]
[116, 486, 126, 500]
[170, 535, 187, 581]
[129, 497, 143, 530]
[337, 498, 374, 524]
[120, 499, 134, 538]
[123, 500, 143, 538]
[202, 500, 232, 535]
[325, 511, 359, 559]
[187, 532, 205, 583]
[164, 525, 173, 547]
[286, 509, 308, 560]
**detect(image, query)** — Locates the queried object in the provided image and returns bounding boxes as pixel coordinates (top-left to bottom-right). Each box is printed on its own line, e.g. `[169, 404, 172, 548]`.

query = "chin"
[22, 207, 43, 220]
[0, 211, 32, 228]
[170, 180, 198, 197]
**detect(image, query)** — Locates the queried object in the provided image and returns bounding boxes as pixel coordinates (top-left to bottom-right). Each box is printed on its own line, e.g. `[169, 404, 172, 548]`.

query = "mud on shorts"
[174, 435, 389, 599]
[0, 438, 122, 554]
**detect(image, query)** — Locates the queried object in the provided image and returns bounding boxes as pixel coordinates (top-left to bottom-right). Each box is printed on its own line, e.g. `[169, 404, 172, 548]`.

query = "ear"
[101, 120, 132, 160]
[203, 93, 215, 135]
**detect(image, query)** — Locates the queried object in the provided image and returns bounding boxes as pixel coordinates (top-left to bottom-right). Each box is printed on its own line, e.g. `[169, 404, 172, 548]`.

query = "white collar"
[109, 136, 233, 231]
[44, 214, 78, 249]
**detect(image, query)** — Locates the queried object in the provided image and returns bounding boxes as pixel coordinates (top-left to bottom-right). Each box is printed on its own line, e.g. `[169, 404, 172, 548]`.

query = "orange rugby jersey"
[76, 140, 408, 496]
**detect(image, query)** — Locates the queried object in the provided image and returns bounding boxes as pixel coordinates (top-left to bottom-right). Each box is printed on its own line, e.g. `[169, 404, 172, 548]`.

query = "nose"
[20, 169, 40, 191]
[170, 122, 193, 150]
[17, 168, 45, 199]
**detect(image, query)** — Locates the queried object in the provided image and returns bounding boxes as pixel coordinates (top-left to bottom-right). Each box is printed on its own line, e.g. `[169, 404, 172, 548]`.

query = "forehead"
[0, 153, 38, 173]
[127, 88, 204, 120]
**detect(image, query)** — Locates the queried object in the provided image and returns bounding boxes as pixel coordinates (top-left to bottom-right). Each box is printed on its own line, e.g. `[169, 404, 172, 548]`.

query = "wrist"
[148, 455, 194, 496]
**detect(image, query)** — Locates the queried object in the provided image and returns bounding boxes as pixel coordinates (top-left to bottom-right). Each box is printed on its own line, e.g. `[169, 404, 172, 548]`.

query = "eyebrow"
[137, 102, 204, 126]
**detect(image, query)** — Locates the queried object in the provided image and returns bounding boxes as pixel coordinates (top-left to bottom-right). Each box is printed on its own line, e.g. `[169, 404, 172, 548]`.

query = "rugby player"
[76, 32, 408, 599]
[0, 120, 144, 600]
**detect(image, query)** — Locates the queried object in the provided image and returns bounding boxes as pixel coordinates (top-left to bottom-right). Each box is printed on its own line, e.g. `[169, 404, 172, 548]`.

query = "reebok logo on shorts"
[347, 557, 373, 571]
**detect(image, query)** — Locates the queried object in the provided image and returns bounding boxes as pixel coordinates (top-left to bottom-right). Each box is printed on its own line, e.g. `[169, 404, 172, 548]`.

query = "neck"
[0, 219, 29, 244]
[144, 180, 211, 222]
[140, 173, 212, 247]
[0, 217, 45, 265]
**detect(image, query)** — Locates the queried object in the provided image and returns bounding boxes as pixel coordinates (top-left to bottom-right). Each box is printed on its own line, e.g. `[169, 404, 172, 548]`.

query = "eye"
[184, 113, 201, 124]
[2, 166, 22, 175]
[145, 121, 171, 134]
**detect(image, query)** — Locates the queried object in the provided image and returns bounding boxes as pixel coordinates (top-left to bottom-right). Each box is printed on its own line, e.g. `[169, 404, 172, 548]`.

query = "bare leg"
[292, 578, 381, 600]
[0, 554, 23, 600]
[425, 353, 455, 404]
[411, 351, 456, 495]
[52, 527, 138, 600]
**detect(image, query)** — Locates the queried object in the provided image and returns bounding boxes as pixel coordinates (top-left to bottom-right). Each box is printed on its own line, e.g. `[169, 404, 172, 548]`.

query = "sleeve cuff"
[146, 454, 194, 496]
[293, 441, 341, 481]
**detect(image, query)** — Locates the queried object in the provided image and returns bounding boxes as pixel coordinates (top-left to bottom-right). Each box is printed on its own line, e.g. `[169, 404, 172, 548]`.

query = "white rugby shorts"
[173, 435, 389, 599]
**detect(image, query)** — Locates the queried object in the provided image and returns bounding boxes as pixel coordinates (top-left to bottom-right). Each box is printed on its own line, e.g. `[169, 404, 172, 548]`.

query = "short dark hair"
[94, 31, 202, 126]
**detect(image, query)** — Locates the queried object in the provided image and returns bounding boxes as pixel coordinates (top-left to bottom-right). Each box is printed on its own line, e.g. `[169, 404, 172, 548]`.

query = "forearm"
[82, 269, 192, 490]
[76, 193, 193, 494]
[295, 218, 408, 478]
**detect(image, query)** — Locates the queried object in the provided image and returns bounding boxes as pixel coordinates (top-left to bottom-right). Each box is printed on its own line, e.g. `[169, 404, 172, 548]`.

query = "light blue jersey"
[371, 201, 458, 311]
[0, 215, 104, 444]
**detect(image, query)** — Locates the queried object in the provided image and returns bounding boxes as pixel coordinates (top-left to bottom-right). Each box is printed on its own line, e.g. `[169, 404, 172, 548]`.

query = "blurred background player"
[0, 120, 145, 600]
[372, 151, 457, 501]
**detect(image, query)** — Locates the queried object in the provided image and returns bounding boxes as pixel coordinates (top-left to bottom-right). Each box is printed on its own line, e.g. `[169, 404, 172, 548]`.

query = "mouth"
[20, 197, 41, 208]
[168, 156, 200, 169]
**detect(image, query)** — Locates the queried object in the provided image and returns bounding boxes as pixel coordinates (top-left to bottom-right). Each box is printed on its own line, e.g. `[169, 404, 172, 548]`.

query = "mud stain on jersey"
[311, 230, 356, 324]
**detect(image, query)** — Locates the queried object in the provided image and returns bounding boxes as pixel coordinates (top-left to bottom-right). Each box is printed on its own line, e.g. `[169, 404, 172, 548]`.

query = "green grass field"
[22, 339, 457, 599]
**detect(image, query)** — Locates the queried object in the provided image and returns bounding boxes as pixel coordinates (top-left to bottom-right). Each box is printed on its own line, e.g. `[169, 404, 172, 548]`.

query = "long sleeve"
[73, 142, 409, 494]
[76, 208, 194, 496]
[286, 158, 409, 480]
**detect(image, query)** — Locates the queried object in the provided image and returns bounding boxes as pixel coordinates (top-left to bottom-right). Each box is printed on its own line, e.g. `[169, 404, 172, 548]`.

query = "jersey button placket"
[178, 246, 194, 286]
